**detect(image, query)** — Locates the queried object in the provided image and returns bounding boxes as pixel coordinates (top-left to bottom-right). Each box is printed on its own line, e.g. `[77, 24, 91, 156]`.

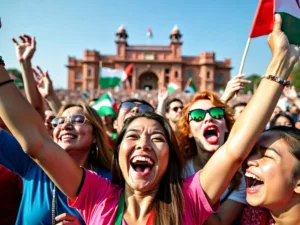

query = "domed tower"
[116, 25, 128, 41]
[169, 25, 182, 42]
[169, 25, 182, 59]
[115, 25, 128, 58]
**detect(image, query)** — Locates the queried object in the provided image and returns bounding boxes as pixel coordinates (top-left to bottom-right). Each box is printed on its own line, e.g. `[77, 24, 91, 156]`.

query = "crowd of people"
[0, 14, 299, 225]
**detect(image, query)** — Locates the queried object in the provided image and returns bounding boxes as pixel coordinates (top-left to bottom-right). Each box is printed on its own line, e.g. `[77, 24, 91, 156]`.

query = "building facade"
[67, 26, 231, 92]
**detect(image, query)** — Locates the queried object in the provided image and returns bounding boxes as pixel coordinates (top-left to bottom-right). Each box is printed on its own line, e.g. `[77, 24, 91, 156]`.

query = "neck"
[169, 120, 178, 131]
[270, 195, 300, 225]
[124, 185, 157, 222]
[193, 146, 213, 172]
[68, 149, 90, 169]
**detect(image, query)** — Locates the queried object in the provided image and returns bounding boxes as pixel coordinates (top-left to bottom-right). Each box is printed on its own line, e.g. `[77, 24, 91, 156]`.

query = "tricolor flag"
[147, 27, 153, 38]
[250, 0, 300, 45]
[9, 73, 23, 88]
[99, 63, 133, 89]
[184, 78, 197, 94]
[167, 81, 180, 94]
[92, 92, 117, 116]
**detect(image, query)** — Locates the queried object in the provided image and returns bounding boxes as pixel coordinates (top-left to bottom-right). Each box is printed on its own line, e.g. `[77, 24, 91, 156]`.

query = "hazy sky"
[0, 0, 272, 89]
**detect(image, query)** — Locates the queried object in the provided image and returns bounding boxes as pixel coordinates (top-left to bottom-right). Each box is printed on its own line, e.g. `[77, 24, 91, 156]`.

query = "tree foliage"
[290, 61, 300, 91]
[240, 74, 261, 94]
[7, 68, 24, 89]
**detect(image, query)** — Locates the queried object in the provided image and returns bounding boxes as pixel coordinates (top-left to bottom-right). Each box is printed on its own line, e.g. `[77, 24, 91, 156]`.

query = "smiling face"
[245, 132, 299, 209]
[53, 106, 94, 154]
[118, 117, 169, 192]
[188, 99, 228, 152]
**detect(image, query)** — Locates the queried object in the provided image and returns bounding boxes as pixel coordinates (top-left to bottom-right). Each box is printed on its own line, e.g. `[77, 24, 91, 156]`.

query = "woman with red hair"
[177, 91, 245, 224]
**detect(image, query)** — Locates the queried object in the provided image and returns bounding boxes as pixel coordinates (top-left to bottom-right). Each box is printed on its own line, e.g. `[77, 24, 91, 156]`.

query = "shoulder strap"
[114, 191, 125, 225]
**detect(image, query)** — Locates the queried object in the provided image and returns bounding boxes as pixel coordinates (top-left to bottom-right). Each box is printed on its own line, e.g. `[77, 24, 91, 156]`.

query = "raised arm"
[33, 66, 62, 114]
[156, 87, 168, 116]
[200, 14, 300, 206]
[12, 35, 45, 120]
[0, 65, 82, 201]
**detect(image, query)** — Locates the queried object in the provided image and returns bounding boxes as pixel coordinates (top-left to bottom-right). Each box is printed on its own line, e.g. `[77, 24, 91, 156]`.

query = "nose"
[203, 112, 213, 123]
[60, 118, 73, 130]
[136, 137, 151, 152]
[130, 106, 139, 114]
[246, 153, 260, 167]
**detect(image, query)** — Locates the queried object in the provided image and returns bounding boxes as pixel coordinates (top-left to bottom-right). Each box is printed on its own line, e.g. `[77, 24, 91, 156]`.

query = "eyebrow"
[260, 145, 281, 156]
[126, 128, 165, 136]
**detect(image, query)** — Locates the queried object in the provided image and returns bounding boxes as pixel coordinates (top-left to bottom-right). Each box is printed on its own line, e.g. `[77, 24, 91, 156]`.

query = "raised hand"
[12, 34, 36, 62]
[220, 74, 251, 103]
[55, 213, 82, 225]
[157, 86, 168, 103]
[283, 85, 298, 100]
[33, 66, 54, 98]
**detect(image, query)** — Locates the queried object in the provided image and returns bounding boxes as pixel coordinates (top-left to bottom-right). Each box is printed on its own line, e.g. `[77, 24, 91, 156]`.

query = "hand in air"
[12, 34, 36, 62]
[33, 66, 54, 98]
[220, 74, 251, 103]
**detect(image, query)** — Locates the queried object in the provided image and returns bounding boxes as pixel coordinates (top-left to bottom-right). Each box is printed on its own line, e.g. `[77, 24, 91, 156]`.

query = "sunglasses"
[119, 101, 154, 113]
[51, 115, 89, 128]
[188, 107, 225, 122]
[172, 106, 183, 112]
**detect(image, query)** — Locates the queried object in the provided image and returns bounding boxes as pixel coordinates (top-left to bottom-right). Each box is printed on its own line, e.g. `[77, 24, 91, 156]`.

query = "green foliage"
[290, 61, 300, 91]
[240, 74, 261, 94]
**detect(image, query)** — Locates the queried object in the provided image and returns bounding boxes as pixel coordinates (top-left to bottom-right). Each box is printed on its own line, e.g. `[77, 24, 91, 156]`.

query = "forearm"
[20, 60, 45, 120]
[156, 101, 165, 116]
[45, 93, 62, 115]
[0, 65, 47, 156]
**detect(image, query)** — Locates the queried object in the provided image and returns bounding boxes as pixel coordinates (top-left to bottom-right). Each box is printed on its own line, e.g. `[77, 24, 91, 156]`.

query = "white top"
[183, 160, 247, 204]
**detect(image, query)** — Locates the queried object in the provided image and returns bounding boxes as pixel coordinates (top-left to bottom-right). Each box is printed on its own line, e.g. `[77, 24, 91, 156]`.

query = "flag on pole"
[167, 80, 180, 94]
[92, 92, 117, 116]
[184, 78, 197, 94]
[99, 63, 133, 89]
[82, 90, 90, 99]
[249, 0, 300, 45]
[147, 27, 153, 38]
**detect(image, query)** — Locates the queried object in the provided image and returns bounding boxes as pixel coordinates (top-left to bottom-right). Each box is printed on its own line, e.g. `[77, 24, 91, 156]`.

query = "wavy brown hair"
[177, 91, 241, 191]
[112, 112, 184, 225]
[57, 102, 112, 171]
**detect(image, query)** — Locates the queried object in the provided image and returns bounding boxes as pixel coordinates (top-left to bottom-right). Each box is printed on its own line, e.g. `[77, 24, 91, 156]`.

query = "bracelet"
[0, 56, 5, 66]
[262, 75, 291, 86]
[0, 79, 14, 87]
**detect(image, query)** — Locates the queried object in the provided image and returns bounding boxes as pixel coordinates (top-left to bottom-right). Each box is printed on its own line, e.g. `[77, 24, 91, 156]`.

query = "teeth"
[132, 156, 152, 164]
[208, 127, 215, 131]
[61, 134, 75, 140]
[245, 172, 263, 181]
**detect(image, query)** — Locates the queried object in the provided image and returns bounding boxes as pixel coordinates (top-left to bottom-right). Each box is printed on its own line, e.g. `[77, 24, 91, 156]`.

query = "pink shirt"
[69, 170, 219, 225]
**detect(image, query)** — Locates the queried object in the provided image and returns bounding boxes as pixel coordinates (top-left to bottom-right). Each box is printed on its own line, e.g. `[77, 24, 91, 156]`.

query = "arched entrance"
[138, 71, 158, 90]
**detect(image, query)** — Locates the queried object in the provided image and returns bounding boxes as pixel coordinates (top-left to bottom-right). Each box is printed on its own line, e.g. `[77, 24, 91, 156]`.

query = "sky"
[0, 0, 272, 89]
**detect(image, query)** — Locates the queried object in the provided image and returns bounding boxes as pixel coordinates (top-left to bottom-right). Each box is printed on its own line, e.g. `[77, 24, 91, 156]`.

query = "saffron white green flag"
[99, 67, 127, 89]
[184, 79, 197, 94]
[167, 82, 179, 94]
[92, 92, 117, 116]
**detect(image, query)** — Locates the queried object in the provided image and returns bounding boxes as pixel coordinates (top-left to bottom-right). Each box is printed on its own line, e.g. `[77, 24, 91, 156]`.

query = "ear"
[294, 178, 300, 194]
[165, 111, 170, 119]
[113, 119, 118, 130]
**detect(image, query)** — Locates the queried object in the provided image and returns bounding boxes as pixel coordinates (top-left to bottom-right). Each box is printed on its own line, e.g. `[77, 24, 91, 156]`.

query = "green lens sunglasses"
[188, 107, 225, 122]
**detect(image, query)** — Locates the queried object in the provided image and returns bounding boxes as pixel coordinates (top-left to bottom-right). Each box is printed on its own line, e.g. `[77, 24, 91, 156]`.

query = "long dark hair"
[265, 126, 300, 181]
[112, 112, 184, 225]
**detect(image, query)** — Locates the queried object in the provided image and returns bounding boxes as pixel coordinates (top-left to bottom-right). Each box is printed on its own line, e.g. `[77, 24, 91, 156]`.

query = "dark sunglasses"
[188, 107, 225, 122]
[172, 106, 183, 112]
[119, 101, 154, 113]
[51, 115, 89, 128]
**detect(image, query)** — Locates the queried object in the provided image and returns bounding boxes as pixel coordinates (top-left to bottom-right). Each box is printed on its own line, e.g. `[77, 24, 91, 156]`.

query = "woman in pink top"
[0, 14, 299, 225]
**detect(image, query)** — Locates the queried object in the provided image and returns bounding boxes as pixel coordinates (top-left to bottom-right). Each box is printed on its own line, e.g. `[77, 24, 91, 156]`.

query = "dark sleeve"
[0, 129, 32, 177]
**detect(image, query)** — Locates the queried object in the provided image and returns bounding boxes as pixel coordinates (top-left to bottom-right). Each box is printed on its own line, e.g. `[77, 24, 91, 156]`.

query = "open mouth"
[59, 133, 77, 141]
[203, 125, 220, 144]
[245, 172, 264, 193]
[130, 156, 154, 176]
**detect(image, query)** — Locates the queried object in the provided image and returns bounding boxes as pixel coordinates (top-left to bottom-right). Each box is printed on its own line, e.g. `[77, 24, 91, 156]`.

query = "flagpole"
[238, 38, 251, 75]
[98, 61, 102, 93]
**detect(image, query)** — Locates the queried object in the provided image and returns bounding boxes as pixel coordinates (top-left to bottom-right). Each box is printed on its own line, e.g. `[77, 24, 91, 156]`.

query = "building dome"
[170, 25, 182, 40]
[116, 25, 128, 40]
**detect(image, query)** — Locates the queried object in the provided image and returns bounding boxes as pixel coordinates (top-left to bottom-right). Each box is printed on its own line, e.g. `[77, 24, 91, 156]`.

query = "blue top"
[0, 129, 111, 225]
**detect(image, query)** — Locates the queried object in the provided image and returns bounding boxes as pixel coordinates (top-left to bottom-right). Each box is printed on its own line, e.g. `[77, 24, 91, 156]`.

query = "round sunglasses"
[188, 107, 225, 122]
[119, 101, 154, 113]
[51, 115, 89, 128]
